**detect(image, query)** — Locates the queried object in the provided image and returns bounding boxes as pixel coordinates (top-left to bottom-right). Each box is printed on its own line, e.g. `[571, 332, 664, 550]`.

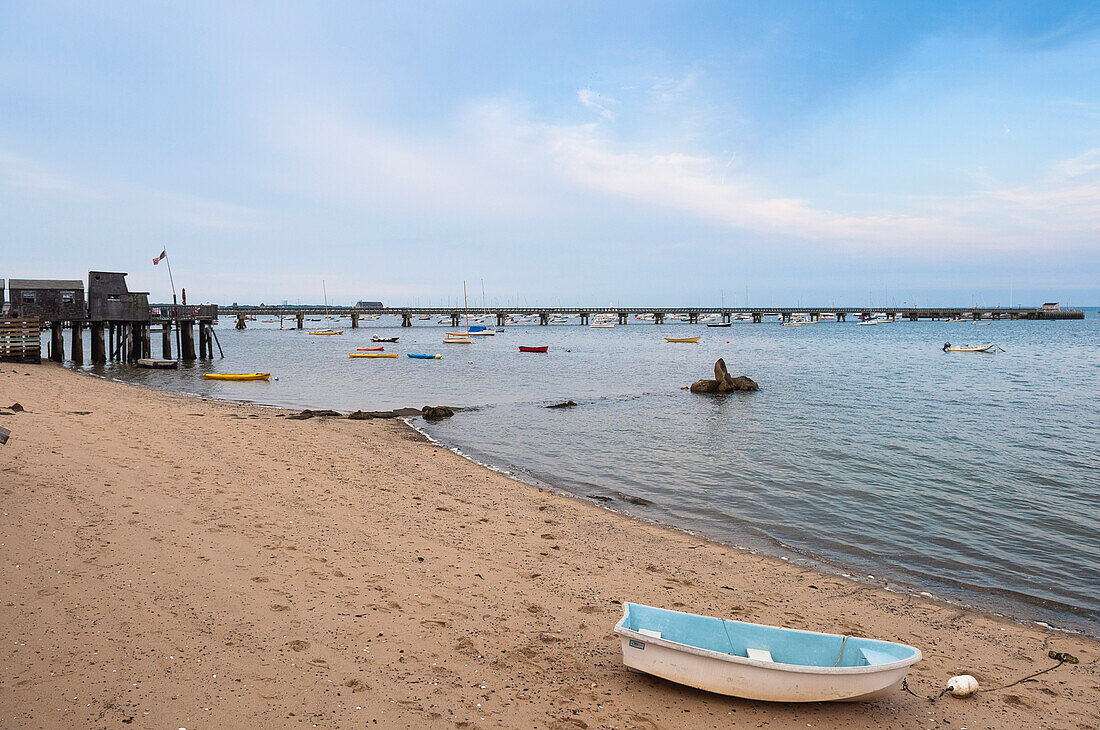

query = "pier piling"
[70, 321, 83, 365]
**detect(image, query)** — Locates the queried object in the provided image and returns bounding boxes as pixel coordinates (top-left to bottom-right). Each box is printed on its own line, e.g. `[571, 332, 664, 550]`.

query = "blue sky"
[2, 1, 1098, 306]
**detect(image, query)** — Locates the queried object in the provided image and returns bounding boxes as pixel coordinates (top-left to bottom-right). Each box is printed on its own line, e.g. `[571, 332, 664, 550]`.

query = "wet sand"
[0, 364, 1096, 729]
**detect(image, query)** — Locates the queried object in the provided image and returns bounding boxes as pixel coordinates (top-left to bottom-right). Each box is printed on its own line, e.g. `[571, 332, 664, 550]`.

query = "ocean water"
[78, 312, 1100, 635]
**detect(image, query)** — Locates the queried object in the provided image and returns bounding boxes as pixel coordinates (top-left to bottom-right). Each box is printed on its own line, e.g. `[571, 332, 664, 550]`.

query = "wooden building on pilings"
[87, 271, 151, 365]
[1, 270, 218, 365]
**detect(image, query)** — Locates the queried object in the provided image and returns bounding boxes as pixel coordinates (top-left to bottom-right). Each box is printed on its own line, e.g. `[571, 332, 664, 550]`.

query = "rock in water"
[692, 360, 758, 393]
[546, 400, 578, 409]
[421, 406, 455, 421]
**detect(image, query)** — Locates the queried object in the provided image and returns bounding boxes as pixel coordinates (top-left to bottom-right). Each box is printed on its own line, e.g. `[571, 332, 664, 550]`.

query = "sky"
[2, 1, 1099, 307]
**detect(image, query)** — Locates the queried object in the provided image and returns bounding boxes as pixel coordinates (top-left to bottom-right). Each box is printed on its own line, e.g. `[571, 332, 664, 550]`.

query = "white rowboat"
[614, 603, 921, 702]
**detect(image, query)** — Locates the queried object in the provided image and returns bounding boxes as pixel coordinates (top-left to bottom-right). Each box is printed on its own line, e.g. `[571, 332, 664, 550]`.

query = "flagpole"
[163, 250, 178, 305]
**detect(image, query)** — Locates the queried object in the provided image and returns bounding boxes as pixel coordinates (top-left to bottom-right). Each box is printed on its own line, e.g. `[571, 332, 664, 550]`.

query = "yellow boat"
[665, 336, 701, 343]
[309, 329, 344, 335]
[203, 373, 271, 381]
[349, 353, 398, 358]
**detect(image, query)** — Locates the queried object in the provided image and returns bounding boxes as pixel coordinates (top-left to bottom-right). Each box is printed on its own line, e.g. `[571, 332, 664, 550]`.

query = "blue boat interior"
[622, 604, 917, 668]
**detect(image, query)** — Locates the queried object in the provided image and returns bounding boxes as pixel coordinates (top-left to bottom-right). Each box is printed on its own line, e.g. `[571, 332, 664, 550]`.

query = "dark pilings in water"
[181, 320, 196, 360]
[71, 321, 83, 365]
[91, 322, 105, 364]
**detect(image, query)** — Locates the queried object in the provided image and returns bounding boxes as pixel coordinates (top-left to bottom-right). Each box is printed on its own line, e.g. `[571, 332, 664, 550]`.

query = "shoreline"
[0, 364, 1096, 728]
[88, 363, 1096, 639]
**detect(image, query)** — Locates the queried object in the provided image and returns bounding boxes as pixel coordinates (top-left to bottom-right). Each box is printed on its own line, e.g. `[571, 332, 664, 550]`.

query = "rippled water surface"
[82, 312, 1100, 634]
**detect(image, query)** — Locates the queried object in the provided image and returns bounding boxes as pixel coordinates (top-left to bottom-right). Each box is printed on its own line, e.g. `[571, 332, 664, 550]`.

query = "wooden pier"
[1, 273, 219, 366]
[218, 304, 1086, 326]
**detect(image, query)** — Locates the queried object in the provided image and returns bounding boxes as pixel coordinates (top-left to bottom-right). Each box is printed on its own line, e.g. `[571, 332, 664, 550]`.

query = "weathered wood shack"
[6, 279, 85, 320]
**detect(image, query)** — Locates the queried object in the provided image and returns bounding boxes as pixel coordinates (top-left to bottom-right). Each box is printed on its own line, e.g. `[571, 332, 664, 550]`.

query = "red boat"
[356, 346, 385, 351]
[519, 346, 549, 353]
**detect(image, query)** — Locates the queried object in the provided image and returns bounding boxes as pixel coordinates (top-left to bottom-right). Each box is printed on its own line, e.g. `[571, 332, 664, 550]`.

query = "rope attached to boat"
[720, 619, 737, 656]
[902, 651, 1076, 701]
[833, 635, 848, 667]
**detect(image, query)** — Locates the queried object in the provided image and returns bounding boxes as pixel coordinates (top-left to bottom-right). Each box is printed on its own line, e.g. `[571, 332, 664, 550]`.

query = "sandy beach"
[0, 364, 1096, 729]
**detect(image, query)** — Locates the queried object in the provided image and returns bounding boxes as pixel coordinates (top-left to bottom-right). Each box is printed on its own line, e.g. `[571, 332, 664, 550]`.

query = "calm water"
[78, 312, 1100, 634]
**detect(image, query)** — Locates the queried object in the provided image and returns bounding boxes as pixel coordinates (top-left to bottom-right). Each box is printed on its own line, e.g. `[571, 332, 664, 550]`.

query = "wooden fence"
[0, 318, 41, 363]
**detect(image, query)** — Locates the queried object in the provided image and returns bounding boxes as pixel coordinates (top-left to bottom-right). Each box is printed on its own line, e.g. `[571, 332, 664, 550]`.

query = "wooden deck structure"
[0, 318, 41, 363]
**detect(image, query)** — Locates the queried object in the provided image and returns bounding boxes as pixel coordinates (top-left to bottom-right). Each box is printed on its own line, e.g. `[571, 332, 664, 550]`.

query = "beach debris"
[9, 403, 23, 412]
[947, 675, 979, 698]
[0, 425, 9, 445]
[286, 409, 342, 420]
[348, 408, 423, 420]
[546, 400, 578, 409]
[421, 406, 455, 421]
[689, 359, 758, 393]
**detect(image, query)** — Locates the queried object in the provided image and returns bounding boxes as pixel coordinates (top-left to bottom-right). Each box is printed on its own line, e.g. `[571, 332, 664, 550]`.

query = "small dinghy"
[443, 335, 474, 344]
[356, 346, 384, 351]
[408, 353, 442, 359]
[203, 373, 270, 381]
[519, 346, 549, 353]
[943, 342, 996, 353]
[707, 322, 731, 328]
[665, 336, 700, 343]
[309, 329, 344, 335]
[349, 353, 398, 358]
[614, 603, 920, 702]
[136, 358, 177, 369]
[371, 335, 400, 343]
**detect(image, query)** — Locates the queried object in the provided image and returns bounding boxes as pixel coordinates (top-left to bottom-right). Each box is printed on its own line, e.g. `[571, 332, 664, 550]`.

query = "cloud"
[577, 89, 616, 120]
[0, 149, 271, 230]
[271, 99, 1100, 256]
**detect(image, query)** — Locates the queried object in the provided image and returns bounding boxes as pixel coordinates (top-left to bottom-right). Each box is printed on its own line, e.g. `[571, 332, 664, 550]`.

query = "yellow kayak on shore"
[203, 373, 271, 381]
[349, 353, 398, 358]
[665, 336, 701, 343]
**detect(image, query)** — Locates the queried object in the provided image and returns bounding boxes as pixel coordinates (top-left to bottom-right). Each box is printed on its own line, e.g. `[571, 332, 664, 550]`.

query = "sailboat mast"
[463, 281, 470, 334]
[322, 279, 328, 316]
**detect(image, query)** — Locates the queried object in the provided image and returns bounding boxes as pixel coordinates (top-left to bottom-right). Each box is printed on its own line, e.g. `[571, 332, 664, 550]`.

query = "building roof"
[8, 279, 84, 290]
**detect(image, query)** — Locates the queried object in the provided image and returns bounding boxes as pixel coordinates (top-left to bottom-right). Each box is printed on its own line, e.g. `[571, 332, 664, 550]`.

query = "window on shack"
[21, 291, 35, 303]
[61, 291, 75, 304]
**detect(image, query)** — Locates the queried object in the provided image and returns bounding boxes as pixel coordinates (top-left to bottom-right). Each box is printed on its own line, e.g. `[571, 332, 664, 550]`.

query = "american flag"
[153, 250, 167, 265]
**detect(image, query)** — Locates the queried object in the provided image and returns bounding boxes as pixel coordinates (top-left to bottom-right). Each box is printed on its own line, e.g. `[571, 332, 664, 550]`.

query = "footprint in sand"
[270, 604, 290, 612]
[287, 640, 310, 651]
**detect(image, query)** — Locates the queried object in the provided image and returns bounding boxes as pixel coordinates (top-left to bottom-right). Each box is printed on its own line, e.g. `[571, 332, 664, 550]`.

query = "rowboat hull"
[356, 347, 384, 351]
[371, 337, 399, 343]
[203, 373, 270, 381]
[308, 330, 343, 335]
[443, 336, 473, 344]
[665, 337, 700, 343]
[947, 345, 995, 352]
[614, 603, 920, 703]
[408, 354, 442, 359]
[519, 346, 549, 353]
[349, 353, 398, 358]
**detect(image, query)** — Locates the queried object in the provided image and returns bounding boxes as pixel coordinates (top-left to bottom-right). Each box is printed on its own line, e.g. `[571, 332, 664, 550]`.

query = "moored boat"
[665, 336, 700, 343]
[309, 329, 344, 335]
[614, 603, 921, 702]
[371, 336, 399, 343]
[407, 353, 442, 359]
[443, 335, 474, 344]
[943, 342, 996, 352]
[519, 345, 549, 353]
[356, 346, 385, 351]
[707, 322, 731, 327]
[349, 353, 398, 358]
[203, 373, 271, 381]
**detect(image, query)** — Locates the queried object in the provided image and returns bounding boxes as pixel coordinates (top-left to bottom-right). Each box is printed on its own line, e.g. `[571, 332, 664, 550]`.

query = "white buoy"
[947, 675, 979, 698]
